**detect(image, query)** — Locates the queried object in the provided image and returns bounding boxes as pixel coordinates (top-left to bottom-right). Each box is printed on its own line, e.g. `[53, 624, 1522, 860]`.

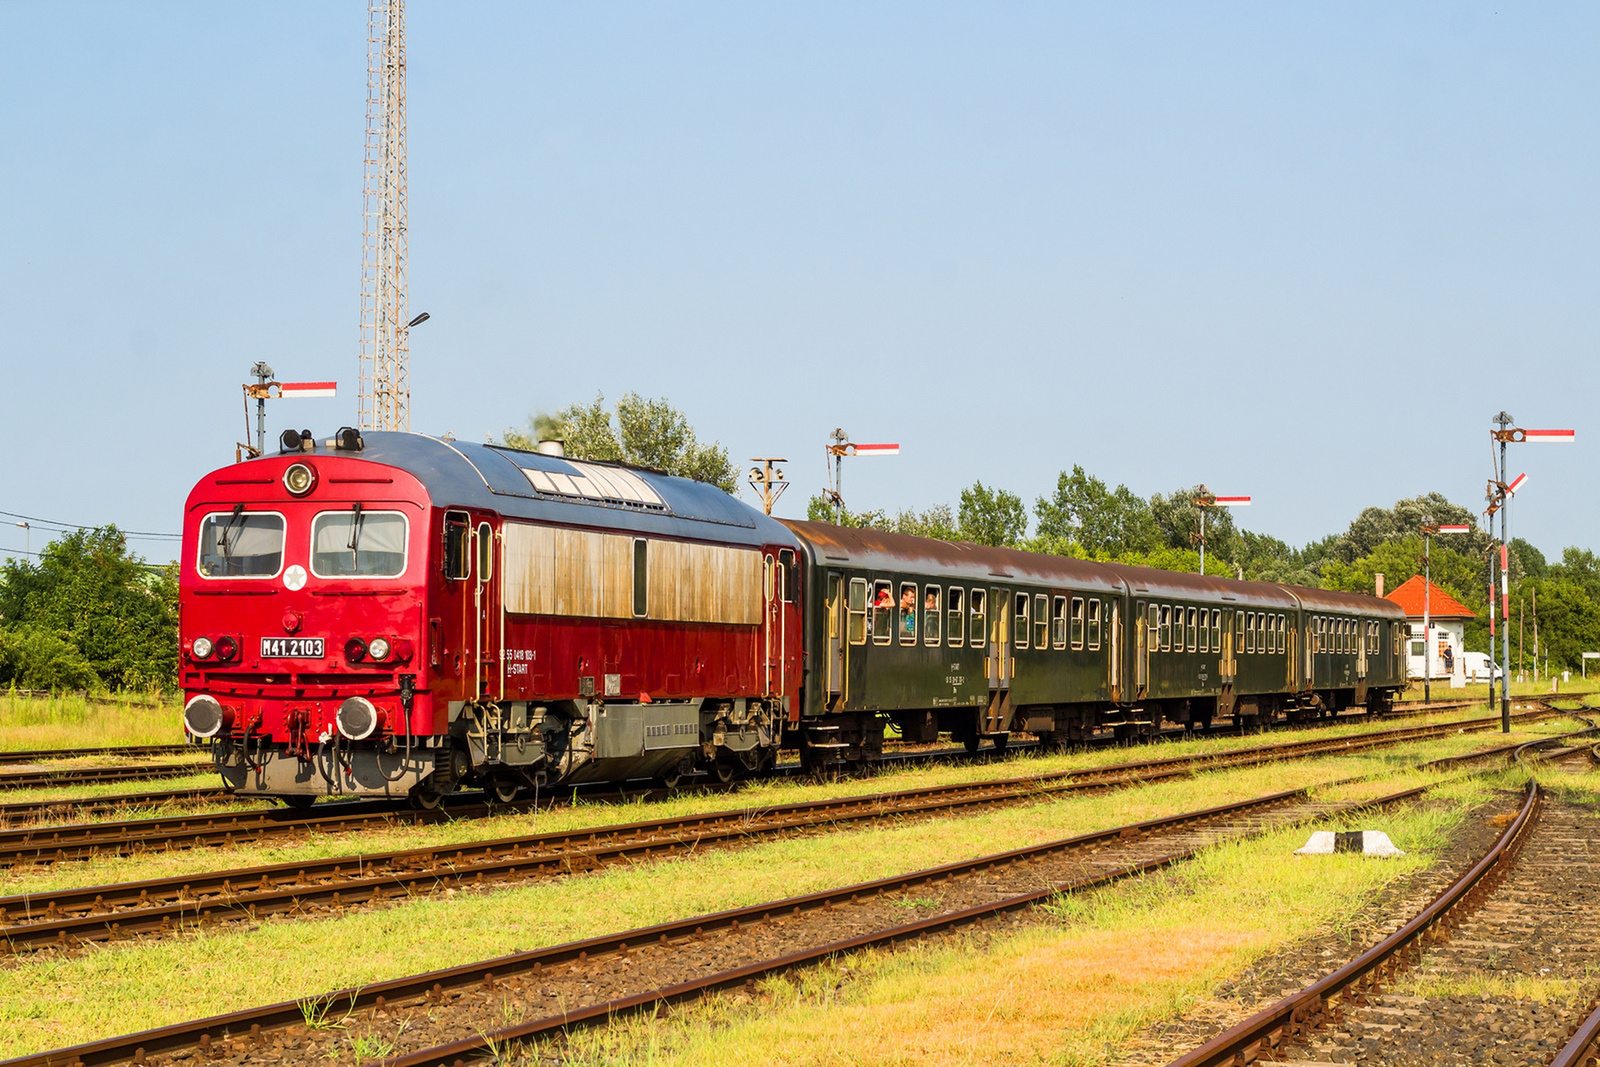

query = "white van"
[1462, 652, 1502, 682]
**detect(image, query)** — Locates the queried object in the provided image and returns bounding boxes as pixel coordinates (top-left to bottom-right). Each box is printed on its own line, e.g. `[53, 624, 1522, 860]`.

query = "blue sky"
[3, 3, 1596, 565]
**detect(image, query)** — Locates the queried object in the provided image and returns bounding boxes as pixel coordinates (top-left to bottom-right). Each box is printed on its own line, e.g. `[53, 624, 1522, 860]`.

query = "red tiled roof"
[1384, 574, 1475, 619]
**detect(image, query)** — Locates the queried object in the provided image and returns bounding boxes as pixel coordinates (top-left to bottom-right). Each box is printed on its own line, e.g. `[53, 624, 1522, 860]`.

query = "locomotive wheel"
[489, 775, 520, 804]
[409, 786, 445, 811]
[711, 756, 738, 784]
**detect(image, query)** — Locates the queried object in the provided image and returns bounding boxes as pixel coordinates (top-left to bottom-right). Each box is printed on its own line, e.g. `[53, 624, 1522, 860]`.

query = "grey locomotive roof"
[257, 431, 797, 549]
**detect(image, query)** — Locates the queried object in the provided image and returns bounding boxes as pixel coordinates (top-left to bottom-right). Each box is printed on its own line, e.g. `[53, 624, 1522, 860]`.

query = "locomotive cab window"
[1014, 593, 1030, 649]
[899, 582, 918, 645]
[871, 580, 893, 644]
[1087, 599, 1102, 650]
[779, 549, 797, 602]
[1070, 597, 1085, 650]
[197, 509, 286, 579]
[312, 509, 409, 579]
[443, 512, 471, 580]
[945, 587, 964, 647]
[1034, 594, 1048, 649]
[969, 589, 986, 646]
[848, 578, 868, 646]
[924, 585, 942, 646]
[1051, 596, 1068, 649]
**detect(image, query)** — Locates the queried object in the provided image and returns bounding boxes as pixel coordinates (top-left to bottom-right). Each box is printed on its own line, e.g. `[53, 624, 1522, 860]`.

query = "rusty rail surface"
[1162, 778, 1543, 1067]
[0, 745, 190, 767]
[0, 762, 211, 790]
[1551, 996, 1600, 1067]
[2, 779, 1431, 1067]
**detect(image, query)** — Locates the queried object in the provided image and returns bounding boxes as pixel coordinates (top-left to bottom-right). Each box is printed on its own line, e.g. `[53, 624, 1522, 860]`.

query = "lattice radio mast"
[358, 0, 412, 432]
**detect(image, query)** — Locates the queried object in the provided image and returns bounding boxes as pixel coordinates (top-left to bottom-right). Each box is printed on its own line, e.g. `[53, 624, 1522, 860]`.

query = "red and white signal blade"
[278, 381, 337, 398]
[851, 443, 900, 455]
[1437, 524, 1473, 534]
[1212, 495, 1251, 506]
[1523, 428, 1574, 443]
[1506, 472, 1527, 495]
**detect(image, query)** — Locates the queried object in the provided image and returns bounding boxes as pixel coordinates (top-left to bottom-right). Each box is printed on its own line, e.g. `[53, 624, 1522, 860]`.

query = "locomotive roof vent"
[279, 429, 314, 454]
[324, 426, 364, 452]
[535, 439, 565, 457]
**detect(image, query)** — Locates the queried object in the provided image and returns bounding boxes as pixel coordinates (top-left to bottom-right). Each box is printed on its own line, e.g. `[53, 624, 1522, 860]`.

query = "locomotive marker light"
[823, 430, 900, 523]
[1419, 519, 1472, 703]
[747, 459, 789, 516]
[1191, 488, 1250, 576]
[1488, 413, 1572, 732]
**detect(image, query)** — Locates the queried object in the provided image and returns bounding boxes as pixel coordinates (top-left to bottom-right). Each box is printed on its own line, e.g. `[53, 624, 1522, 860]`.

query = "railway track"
[1162, 747, 1600, 1066]
[0, 762, 211, 791]
[0, 719, 1574, 958]
[0, 705, 1559, 871]
[2, 770, 1455, 1067]
[0, 744, 189, 766]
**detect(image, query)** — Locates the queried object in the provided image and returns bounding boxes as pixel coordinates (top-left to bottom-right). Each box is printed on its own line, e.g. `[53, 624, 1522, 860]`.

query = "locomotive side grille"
[503, 522, 761, 625]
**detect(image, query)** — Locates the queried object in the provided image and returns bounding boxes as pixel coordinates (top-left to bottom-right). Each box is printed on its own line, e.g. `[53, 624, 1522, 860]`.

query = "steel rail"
[0, 745, 189, 766]
[0, 763, 212, 790]
[0, 787, 237, 824]
[0, 705, 1547, 869]
[3, 720, 1577, 956]
[3, 779, 1421, 1067]
[1161, 778, 1543, 1067]
[1550, 996, 1600, 1067]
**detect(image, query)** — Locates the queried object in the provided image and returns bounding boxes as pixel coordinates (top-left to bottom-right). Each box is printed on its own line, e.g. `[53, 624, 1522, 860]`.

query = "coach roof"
[278, 432, 796, 549]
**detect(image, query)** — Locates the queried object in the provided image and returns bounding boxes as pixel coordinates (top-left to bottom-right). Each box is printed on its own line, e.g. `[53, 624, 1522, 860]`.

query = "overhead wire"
[0, 508, 181, 541]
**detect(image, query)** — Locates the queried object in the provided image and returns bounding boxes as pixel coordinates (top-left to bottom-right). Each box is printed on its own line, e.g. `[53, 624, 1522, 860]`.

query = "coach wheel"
[280, 795, 316, 811]
[489, 775, 520, 804]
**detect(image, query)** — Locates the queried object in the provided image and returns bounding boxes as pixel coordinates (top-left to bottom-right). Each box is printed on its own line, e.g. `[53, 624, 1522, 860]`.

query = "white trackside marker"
[1295, 830, 1405, 857]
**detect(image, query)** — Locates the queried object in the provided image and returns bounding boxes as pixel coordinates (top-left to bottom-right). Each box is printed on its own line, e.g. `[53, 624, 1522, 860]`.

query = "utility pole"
[248, 361, 274, 456]
[1532, 587, 1539, 684]
[746, 459, 789, 516]
[1421, 520, 1471, 703]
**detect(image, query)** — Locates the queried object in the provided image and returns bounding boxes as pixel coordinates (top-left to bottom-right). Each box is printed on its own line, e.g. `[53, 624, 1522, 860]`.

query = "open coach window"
[312, 510, 408, 578]
[443, 512, 471, 580]
[198, 510, 285, 578]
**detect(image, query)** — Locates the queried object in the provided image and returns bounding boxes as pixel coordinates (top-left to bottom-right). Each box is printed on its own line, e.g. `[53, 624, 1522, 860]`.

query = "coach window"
[1210, 610, 1222, 652]
[899, 583, 918, 645]
[969, 589, 987, 646]
[1148, 603, 1159, 643]
[946, 588, 965, 648]
[1186, 607, 1197, 652]
[1070, 597, 1085, 649]
[1052, 596, 1068, 649]
[871, 580, 893, 644]
[1235, 611, 1245, 653]
[848, 578, 869, 645]
[1088, 599, 1102, 650]
[1032, 594, 1048, 649]
[1158, 605, 1171, 651]
[1014, 593, 1031, 649]
[924, 585, 942, 646]
[443, 511, 471, 580]
[1280, 615, 1287, 654]
[1248, 613, 1258, 654]
[198, 509, 286, 579]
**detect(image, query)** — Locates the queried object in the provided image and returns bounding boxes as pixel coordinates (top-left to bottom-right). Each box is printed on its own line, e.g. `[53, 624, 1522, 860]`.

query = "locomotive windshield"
[197, 511, 285, 578]
[311, 510, 408, 577]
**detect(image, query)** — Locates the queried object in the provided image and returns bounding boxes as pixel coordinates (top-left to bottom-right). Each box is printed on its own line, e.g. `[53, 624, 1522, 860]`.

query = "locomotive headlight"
[367, 637, 391, 662]
[192, 636, 215, 660]
[282, 462, 317, 496]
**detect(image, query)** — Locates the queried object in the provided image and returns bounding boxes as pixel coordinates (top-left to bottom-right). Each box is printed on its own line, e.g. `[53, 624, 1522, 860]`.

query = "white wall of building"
[1404, 618, 1467, 687]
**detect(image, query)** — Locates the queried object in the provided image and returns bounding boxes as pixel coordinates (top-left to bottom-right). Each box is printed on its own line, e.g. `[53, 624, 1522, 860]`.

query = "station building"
[1383, 575, 1474, 686]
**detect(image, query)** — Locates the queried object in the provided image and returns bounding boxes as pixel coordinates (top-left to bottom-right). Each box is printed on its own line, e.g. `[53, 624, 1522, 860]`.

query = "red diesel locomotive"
[180, 430, 800, 807]
[180, 429, 1408, 807]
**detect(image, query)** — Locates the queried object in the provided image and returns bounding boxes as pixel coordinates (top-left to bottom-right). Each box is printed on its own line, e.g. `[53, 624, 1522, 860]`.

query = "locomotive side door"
[471, 518, 501, 702]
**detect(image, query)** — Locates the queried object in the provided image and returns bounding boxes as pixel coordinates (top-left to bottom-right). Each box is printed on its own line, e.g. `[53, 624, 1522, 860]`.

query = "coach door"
[1135, 600, 1148, 698]
[1108, 601, 1123, 703]
[825, 573, 845, 709]
[1356, 621, 1369, 705]
[984, 586, 1011, 734]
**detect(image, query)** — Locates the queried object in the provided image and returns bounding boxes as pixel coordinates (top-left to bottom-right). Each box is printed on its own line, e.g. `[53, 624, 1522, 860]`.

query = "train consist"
[179, 430, 1408, 806]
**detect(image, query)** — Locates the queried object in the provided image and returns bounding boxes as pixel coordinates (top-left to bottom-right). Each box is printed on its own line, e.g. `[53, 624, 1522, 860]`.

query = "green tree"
[1034, 466, 1160, 557]
[0, 528, 178, 691]
[499, 393, 739, 493]
[0, 625, 99, 690]
[958, 482, 1027, 547]
[803, 494, 957, 540]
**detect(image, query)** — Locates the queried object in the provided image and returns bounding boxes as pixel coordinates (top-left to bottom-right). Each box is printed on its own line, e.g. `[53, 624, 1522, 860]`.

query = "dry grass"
[0, 692, 181, 751]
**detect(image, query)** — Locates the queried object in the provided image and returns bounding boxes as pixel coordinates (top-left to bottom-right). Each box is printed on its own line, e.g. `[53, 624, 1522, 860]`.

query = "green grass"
[0, 691, 182, 751]
[0, 742, 1532, 1057]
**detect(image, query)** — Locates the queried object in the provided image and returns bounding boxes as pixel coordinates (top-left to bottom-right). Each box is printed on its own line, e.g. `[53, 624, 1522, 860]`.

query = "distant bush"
[0, 625, 101, 691]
